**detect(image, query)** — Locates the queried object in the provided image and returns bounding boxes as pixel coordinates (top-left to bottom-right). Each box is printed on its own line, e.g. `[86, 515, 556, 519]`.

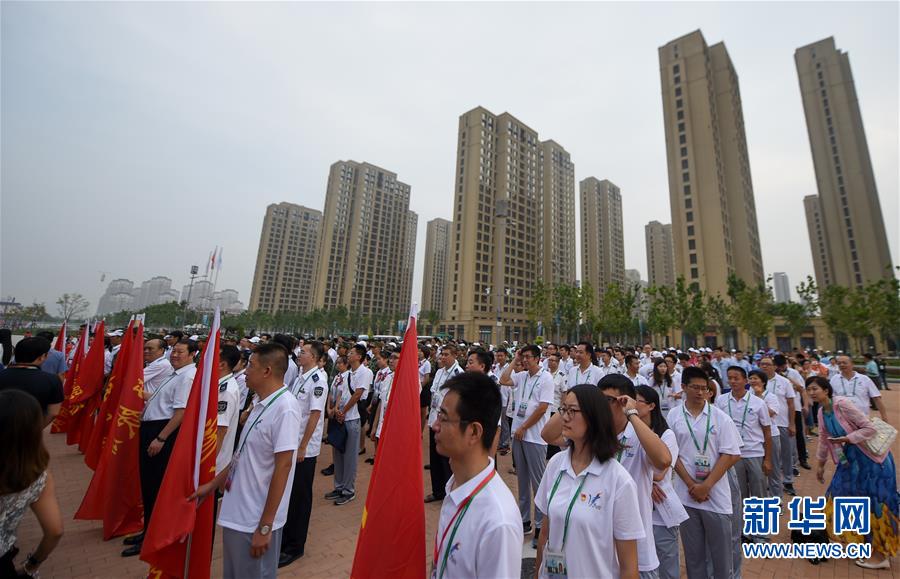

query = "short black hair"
[170, 330, 184, 340]
[13, 337, 52, 364]
[253, 342, 289, 378]
[176, 338, 199, 354]
[566, 384, 622, 463]
[467, 349, 493, 372]
[306, 340, 326, 362]
[748, 369, 767, 384]
[726, 365, 748, 379]
[442, 372, 501, 451]
[520, 344, 540, 359]
[773, 354, 788, 367]
[682, 366, 708, 385]
[220, 345, 241, 370]
[664, 352, 678, 363]
[805, 375, 833, 397]
[598, 373, 636, 398]
[351, 344, 367, 359]
[624, 354, 638, 366]
[36, 331, 54, 342]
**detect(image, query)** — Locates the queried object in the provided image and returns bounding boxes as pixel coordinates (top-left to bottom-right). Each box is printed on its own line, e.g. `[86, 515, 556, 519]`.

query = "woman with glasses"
[635, 385, 688, 579]
[534, 384, 643, 579]
[806, 375, 899, 570]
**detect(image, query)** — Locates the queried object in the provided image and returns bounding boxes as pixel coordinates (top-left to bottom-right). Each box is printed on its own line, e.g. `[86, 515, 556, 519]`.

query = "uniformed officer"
[425, 343, 463, 503]
[280, 340, 329, 567]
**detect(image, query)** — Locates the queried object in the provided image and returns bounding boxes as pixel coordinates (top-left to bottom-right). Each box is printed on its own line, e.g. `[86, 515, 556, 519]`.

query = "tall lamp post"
[183, 265, 199, 327]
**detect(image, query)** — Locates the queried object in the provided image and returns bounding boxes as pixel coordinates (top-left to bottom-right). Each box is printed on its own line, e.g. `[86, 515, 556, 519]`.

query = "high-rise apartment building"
[580, 177, 625, 310]
[803, 195, 834, 289]
[645, 221, 676, 288]
[445, 107, 575, 343]
[659, 30, 764, 297]
[421, 218, 452, 316]
[311, 161, 417, 317]
[248, 202, 322, 314]
[773, 272, 791, 304]
[541, 140, 577, 286]
[796, 38, 893, 287]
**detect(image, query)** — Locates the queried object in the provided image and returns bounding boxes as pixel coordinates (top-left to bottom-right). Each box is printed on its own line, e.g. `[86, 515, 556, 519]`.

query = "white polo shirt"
[648, 376, 679, 413]
[142, 364, 195, 422]
[375, 371, 394, 439]
[283, 357, 299, 390]
[764, 374, 795, 428]
[337, 364, 373, 422]
[830, 372, 881, 416]
[433, 458, 522, 579]
[510, 368, 555, 445]
[215, 374, 241, 474]
[566, 364, 602, 389]
[651, 429, 689, 528]
[756, 391, 780, 437]
[617, 421, 659, 572]
[143, 355, 174, 395]
[667, 402, 742, 514]
[535, 450, 645, 579]
[626, 372, 649, 388]
[292, 367, 328, 458]
[218, 386, 301, 533]
[419, 359, 431, 386]
[550, 368, 566, 410]
[714, 390, 770, 458]
[428, 363, 462, 428]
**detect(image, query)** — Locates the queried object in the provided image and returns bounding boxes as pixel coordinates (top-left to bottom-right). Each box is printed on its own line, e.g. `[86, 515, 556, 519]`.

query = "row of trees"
[0, 293, 91, 329]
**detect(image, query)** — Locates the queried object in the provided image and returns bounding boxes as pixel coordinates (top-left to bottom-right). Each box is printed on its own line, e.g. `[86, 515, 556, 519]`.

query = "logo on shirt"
[218, 401, 227, 413]
[580, 491, 604, 510]
[219, 382, 227, 393]
[314, 386, 324, 397]
[448, 542, 461, 563]
[312, 373, 320, 383]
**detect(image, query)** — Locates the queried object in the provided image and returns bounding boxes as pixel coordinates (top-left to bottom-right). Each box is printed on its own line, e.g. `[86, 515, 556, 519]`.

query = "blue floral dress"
[822, 410, 899, 557]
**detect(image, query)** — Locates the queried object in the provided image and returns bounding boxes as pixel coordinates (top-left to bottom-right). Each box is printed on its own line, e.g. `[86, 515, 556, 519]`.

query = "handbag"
[327, 418, 348, 453]
[863, 417, 897, 457]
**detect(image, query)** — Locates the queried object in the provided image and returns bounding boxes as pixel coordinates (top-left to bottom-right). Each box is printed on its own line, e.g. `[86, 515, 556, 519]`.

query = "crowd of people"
[0, 326, 897, 578]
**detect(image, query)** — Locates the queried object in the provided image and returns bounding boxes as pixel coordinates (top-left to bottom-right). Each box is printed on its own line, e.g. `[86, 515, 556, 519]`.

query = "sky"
[2, 1, 898, 316]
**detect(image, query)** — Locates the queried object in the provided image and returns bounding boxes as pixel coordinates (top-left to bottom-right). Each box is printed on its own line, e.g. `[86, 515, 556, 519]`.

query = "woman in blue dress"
[806, 375, 899, 570]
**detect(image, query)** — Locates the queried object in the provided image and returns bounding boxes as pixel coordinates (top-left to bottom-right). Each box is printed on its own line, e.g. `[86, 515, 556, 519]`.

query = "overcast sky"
[2, 1, 897, 316]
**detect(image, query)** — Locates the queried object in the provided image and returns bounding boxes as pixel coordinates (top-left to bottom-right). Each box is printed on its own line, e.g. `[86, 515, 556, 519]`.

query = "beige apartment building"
[311, 161, 417, 317]
[645, 220, 676, 288]
[442, 107, 575, 343]
[249, 202, 322, 314]
[659, 30, 764, 298]
[796, 38, 894, 287]
[580, 177, 625, 310]
[541, 140, 577, 286]
[421, 218, 452, 317]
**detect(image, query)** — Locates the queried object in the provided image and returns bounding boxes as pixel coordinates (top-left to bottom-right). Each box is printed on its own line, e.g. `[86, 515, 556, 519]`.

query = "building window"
[687, 225, 694, 236]
[675, 87, 682, 97]
[680, 146, 688, 157]
[676, 99, 683, 109]
[678, 122, 685, 132]
[681, 159, 688, 170]
[686, 211, 693, 222]
[679, 134, 686, 145]
[674, 75, 681, 85]
[685, 198, 692, 209]
[691, 267, 699, 279]
[690, 254, 697, 264]
[677, 110, 684, 120]
[683, 184, 691, 195]
[673, 64, 680, 74]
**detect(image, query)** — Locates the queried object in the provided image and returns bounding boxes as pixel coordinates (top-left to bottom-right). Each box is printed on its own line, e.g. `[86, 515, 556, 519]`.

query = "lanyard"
[840, 376, 857, 396]
[523, 371, 542, 403]
[727, 393, 752, 431]
[548, 470, 589, 551]
[293, 369, 316, 396]
[236, 387, 288, 455]
[575, 366, 592, 384]
[433, 469, 495, 579]
[683, 403, 712, 454]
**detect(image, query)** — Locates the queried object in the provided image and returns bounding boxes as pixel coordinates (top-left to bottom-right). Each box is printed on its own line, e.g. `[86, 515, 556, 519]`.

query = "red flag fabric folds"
[51, 325, 87, 434]
[66, 321, 106, 449]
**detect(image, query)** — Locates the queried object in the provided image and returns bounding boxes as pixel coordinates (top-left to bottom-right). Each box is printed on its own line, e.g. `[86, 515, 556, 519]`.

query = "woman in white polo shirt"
[535, 384, 643, 579]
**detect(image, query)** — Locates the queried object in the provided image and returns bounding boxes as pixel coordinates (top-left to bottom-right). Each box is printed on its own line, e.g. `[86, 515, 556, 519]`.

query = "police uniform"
[427, 362, 462, 500]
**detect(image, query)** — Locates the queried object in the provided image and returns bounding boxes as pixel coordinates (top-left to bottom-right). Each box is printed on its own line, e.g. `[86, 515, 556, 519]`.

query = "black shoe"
[793, 467, 800, 476]
[800, 461, 811, 470]
[335, 492, 357, 506]
[121, 544, 142, 557]
[321, 464, 334, 476]
[278, 550, 304, 568]
[523, 521, 533, 536]
[122, 532, 145, 546]
[324, 489, 342, 500]
[784, 484, 797, 496]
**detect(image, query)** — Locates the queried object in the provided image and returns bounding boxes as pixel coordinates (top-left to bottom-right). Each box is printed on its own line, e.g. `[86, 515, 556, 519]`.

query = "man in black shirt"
[0, 336, 64, 426]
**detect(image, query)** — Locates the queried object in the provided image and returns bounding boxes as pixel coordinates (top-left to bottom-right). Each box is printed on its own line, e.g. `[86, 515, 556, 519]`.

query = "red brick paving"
[14, 392, 900, 578]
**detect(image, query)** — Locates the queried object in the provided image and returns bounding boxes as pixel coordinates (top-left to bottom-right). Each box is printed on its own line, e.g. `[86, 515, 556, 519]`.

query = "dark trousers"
[428, 429, 451, 498]
[0, 546, 18, 579]
[794, 411, 808, 462]
[139, 420, 179, 532]
[282, 456, 318, 555]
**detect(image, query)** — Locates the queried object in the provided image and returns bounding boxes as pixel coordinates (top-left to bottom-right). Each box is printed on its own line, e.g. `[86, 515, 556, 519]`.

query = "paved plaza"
[16, 390, 900, 578]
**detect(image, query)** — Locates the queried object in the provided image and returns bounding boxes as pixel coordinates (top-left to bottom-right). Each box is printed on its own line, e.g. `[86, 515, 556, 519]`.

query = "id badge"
[544, 550, 567, 579]
[694, 453, 711, 481]
[516, 401, 528, 418]
[225, 451, 240, 492]
[431, 395, 440, 411]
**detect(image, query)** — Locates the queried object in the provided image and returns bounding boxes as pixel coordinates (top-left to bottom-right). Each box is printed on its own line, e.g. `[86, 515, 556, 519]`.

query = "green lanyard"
[840, 376, 858, 397]
[237, 387, 289, 455]
[727, 393, 752, 431]
[575, 366, 592, 384]
[682, 403, 712, 454]
[523, 372, 542, 402]
[548, 470, 589, 551]
[435, 469, 495, 579]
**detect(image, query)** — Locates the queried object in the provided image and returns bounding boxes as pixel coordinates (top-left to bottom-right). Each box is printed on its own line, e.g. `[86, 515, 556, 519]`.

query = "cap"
[249, 336, 261, 344]
[189, 335, 199, 341]
[107, 329, 124, 337]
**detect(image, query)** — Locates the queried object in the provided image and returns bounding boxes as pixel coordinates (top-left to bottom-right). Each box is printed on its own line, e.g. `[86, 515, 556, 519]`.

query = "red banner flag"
[74, 322, 145, 539]
[66, 320, 106, 449]
[141, 310, 221, 579]
[51, 325, 88, 434]
[54, 321, 66, 352]
[351, 309, 425, 579]
[84, 320, 135, 470]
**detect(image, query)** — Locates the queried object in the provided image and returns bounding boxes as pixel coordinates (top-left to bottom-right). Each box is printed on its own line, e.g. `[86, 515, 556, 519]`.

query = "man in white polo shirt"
[831, 354, 888, 422]
[567, 341, 602, 389]
[193, 342, 301, 579]
[668, 366, 741, 579]
[432, 371, 522, 579]
[327, 343, 372, 506]
[426, 343, 463, 502]
[280, 340, 329, 567]
[759, 357, 797, 496]
[624, 354, 649, 388]
[499, 344, 554, 543]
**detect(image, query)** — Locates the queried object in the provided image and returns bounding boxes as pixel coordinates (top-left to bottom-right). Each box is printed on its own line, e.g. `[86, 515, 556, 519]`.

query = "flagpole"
[183, 532, 192, 579]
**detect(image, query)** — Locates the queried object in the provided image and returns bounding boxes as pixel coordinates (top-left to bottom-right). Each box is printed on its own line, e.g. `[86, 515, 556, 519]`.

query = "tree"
[728, 274, 774, 352]
[706, 294, 736, 348]
[526, 281, 556, 338]
[771, 301, 809, 349]
[422, 310, 441, 335]
[645, 285, 676, 347]
[866, 277, 900, 352]
[56, 293, 89, 322]
[669, 277, 705, 349]
[596, 282, 640, 345]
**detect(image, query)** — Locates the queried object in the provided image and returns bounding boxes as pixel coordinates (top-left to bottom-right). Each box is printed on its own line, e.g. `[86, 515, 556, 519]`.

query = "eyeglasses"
[436, 414, 471, 426]
[635, 398, 650, 405]
[605, 395, 619, 404]
[684, 383, 708, 390]
[558, 406, 582, 417]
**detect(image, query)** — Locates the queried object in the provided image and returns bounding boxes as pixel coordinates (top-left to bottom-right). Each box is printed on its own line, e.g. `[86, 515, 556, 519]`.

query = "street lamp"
[183, 265, 199, 327]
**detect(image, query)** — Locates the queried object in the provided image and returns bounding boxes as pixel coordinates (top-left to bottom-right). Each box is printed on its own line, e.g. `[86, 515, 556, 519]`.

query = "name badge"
[516, 401, 528, 418]
[694, 453, 711, 481]
[544, 550, 567, 578]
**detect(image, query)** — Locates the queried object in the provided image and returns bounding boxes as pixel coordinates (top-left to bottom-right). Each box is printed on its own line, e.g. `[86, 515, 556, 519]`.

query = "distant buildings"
[97, 275, 243, 315]
[645, 221, 676, 288]
[421, 218, 452, 317]
[581, 178, 625, 309]
[772, 272, 791, 304]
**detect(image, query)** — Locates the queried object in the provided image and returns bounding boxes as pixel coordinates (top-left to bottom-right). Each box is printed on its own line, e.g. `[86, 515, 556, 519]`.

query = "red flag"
[84, 320, 135, 470]
[141, 310, 221, 579]
[351, 309, 425, 579]
[54, 321, 66, 352]
[66, 321, 106, 448]
[75, 323, 145, 539]
[51, 325, 88, 434]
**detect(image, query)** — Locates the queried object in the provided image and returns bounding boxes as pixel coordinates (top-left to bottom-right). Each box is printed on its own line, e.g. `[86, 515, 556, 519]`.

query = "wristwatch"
[155, 436, 167, 444]
[625, 408, 640, 420]
[258, 524, 272, 536]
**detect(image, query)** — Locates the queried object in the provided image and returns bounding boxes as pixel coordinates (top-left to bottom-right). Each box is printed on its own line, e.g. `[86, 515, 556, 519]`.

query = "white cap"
[189, 335, 200, 341]
[249, 336, 261, 343]
[107, 329, 124, 337]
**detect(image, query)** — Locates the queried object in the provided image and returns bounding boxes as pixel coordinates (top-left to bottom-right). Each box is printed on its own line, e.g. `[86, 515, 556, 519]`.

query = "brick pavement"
[14, 391, 900, 578]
